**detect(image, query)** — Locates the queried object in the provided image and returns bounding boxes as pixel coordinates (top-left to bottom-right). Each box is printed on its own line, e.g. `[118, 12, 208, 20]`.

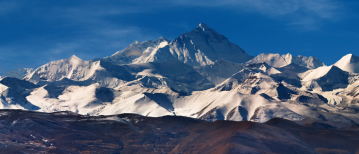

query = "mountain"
[300, 65, 351, 91]
[193, 59, 245, 85]
[346, 80, 359, 105]
[247, 53, 292, 67]
[24, 55, 135, 88]
[247, 53, 325, 69]
[0, 23, 359, 129]
[12, 56, 214, 115]
[103, 37, 170, 65]
[103, 23, 253, 66]
[123, 59, 215, 95]
[3, 58, 357, 127]
[24, 55, 213, 95]
[275, 62, 309, 73]
[0, 77, 40, 110]
[168, 23, 253, 65]
[334, 53, 359, 73]
[212, 63, 273, 92]
[0, 68, 34, 79]
[293, 55, 325, 69]
[3, 22, 359, 154]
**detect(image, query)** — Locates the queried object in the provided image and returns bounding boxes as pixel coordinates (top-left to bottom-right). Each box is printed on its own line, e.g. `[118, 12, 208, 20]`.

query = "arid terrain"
[0, 109, 358, 154]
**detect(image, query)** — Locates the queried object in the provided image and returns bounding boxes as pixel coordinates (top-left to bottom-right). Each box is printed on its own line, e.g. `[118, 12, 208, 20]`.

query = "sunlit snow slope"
[1, 23, 359, 128]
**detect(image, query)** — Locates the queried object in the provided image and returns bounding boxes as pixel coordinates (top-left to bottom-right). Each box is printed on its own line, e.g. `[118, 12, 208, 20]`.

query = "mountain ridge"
[334, 53, 359, 73]
[0, 23, 358, 129]
[102, 23, 253, 66]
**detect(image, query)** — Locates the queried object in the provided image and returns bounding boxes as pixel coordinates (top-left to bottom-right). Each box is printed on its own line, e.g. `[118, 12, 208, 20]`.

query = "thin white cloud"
[97, 27, 143, 38]
[0, 1, 21, 15]
[171, 0, 340, 17]
[48, 43, 80, 55]
[43, 25, 161, 61]
[43, 0, 341, 31]
[169, 0, 342, 28]
[51, 2, 159, 22]
[29, 2, 162, 60]
[0, 1, 163, 67]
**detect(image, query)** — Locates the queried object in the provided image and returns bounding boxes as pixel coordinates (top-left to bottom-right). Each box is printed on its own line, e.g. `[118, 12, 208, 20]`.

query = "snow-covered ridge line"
[247, 53, 325, 69]
[334, 53, 359, 73]
[0, 23, 359, 128]
[0, 68, 34, 80]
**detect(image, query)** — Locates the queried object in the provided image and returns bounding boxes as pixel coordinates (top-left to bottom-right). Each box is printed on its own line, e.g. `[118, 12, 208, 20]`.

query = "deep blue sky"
[1, 0, 359, 75]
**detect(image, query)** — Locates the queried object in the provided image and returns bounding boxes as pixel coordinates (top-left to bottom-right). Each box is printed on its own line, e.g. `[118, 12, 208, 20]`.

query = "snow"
[123, 60, 215, 95]
[334, 54, 359, 73]
[247, 53, 292, 68]
[23, 56, 134, 88]
[103, 23, 253, 66]
[301, 66, 333, 81]
[99, 91, 174, 117]
[0, 23, 359, 127]
[27, 83, 106, 115]
[168, 23, 253, 66]
[300, 65, 353, 91]
[198, 22, 211, 30]
[194, 59, 245, 85]
[247, 53, 325, 69]
[293, 55, 325, 69]
[94, 116, 128, 123]
[103, 37, 170, 65]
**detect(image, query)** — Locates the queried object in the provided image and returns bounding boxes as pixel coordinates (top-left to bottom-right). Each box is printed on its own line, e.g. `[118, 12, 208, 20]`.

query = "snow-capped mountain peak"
[132, 40, 139, 44]
[69, 55, 83, 65]
[168, 23, 253, 66]
[197, 22, 212, 31]
[101, 23, 253, 66]
[103, 37, 170, 65]
[186, 23, 228, 42]
[23, 55, 135, 88]
[293, 55, 325, 69]
[247, 53, 292, 68]
[69, 55, 80, 60]
[301, 65, 337, 81]
[300, 65, 351, 91]
[334, 53, 359, 73]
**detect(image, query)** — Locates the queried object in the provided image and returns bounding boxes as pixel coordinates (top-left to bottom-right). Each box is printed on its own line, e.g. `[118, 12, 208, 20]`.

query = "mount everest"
[103, 23, 253, 66]
[1, 23, 359, 128]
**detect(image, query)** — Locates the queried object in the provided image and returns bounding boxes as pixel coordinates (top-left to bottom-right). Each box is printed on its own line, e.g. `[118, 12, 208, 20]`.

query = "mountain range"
[1, 23, 359, 129]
